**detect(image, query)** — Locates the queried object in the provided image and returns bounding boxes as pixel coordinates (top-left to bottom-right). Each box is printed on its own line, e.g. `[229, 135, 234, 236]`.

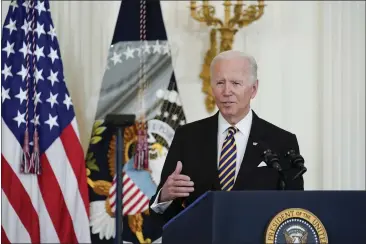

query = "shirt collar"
[218, 109, 253, 136]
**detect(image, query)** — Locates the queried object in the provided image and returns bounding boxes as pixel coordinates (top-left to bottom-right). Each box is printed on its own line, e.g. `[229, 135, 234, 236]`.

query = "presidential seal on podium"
[265, 208, 328, 244]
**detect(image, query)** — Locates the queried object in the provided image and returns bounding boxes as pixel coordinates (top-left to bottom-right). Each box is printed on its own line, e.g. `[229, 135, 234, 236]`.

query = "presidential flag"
[86, 0, 186, 243]
[1, 0, 91, 243]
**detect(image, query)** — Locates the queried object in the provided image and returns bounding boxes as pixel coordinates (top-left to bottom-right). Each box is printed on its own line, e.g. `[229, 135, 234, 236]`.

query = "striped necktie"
[218, 126, 238, 191]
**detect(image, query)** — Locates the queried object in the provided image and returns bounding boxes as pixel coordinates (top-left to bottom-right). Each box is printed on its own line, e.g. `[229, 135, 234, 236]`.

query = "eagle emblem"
[87, 121, 154, 243]
[283, 226, 308, 244]
[86, 88, 184, 243]
[265, 208, 328, 244]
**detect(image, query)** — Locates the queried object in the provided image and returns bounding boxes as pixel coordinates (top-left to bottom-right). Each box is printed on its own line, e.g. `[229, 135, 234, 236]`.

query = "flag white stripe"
[110, 192, 116, 202]
[141, 201, 149, 212]
[122, 186, 139, 204]
[123, 173, 128, 182]
[2, 119, 39, 211]
[109, 183, 116, 194]
[110, 190, 116, 213]
[1, 190, 32, 244]
[128, 196, 149, 215]
[123, 179, 133, 192]
[38, 195, 60, 243]
[45, 138, 90, 243]
[2, 120, 60, 243]
[123, 191, 143, 213]
[71, 118, 80, 141]
[140, 199, 150, 212]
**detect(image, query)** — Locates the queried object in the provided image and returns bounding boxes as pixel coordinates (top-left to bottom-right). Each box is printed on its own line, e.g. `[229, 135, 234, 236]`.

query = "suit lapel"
[233, 111, 266, 190]
[202, 111, 266, 191]
[202, 112, 221, 190]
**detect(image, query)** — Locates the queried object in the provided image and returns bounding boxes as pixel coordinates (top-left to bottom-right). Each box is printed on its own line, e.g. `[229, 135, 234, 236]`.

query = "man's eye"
[232, 80, 242, 85]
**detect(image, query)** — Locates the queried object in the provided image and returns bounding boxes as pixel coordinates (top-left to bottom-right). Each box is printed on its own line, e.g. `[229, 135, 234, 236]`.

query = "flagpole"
[115, 126, 124, 244]
[105, 114, 136, 244]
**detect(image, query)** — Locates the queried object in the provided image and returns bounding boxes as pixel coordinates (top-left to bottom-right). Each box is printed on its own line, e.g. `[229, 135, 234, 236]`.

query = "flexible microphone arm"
[285, 150, 307, 180]
[262, 149, 286, 190]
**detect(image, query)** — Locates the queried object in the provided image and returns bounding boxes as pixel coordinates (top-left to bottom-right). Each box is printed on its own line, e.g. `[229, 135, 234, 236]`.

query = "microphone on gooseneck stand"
[285, 150, 307, 180]
[262, 149, 287, 190]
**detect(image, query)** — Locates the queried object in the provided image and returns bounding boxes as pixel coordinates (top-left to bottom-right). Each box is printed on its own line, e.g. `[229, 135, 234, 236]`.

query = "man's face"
[211, 58, 258, 123]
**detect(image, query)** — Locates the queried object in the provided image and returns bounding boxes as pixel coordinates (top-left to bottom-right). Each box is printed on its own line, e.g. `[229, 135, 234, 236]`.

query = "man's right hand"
[159, 161, 194, 203]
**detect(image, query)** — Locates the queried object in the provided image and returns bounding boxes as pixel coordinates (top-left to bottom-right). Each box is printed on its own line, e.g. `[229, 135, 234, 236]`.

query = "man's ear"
[251, 79, 259, 99]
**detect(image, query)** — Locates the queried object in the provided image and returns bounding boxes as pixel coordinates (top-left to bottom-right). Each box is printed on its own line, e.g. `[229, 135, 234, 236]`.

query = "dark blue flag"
[85, 0, 186, 243]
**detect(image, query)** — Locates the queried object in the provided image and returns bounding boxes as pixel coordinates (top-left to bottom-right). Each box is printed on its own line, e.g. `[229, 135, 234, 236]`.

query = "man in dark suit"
[149, 50, 304, 225]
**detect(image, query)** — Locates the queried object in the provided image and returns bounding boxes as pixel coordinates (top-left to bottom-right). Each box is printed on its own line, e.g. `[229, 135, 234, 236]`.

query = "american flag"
[1, 0, 91, 243]
[108, 172, 150, 216]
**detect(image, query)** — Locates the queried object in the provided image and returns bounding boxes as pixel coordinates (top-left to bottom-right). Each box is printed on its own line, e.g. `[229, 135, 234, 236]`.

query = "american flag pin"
[253, 142, 258, 146]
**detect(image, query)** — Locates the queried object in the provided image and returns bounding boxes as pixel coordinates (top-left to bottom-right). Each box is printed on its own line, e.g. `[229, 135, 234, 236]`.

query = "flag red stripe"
[125, 194, 145, 215]
[123, 181, 134, 196]
[1, 226, 10, 244]
[1, 156, 40, 243]
[123, 176, 128, 184]
[123, 177, 130, 185]
[59, 124, 89, 217]
[123, 188, 139, 206]
[109, 187, 116, 208]
[136, 199, 150, 213]
[37, 154, 78, 244]
[110, 188, 116, 197]
[110, 201, 116, 208]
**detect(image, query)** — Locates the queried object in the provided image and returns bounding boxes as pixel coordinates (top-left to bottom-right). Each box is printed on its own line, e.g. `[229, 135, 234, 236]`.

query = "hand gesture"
[159, 161, 194, 202]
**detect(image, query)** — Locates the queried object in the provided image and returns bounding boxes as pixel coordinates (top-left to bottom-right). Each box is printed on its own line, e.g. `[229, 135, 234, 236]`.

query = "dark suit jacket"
[149, 110, 304, 226]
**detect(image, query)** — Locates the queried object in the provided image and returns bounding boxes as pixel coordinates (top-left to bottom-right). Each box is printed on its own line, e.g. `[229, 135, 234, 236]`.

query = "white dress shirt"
[217, 109, 252, 180]
[150, 110, 253, 213]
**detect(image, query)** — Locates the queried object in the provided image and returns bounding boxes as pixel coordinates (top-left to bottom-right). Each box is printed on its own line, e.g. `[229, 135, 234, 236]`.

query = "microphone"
[262, 149, 282, 171]
[250, 136, 291, 190]
[261, 149, 286, 190]
[252, 136, 283, 171]
[285, 150, 307, 180]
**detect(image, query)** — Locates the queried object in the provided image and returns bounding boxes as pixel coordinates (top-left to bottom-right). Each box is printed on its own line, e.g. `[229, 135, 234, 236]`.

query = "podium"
[162, 191, 366, 244]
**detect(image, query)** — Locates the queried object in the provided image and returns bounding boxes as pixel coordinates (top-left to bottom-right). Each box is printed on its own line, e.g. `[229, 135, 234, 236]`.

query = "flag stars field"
[107, 40, 171, 69]
[48, 47, 59, 63]
[5, 19, 17, 34]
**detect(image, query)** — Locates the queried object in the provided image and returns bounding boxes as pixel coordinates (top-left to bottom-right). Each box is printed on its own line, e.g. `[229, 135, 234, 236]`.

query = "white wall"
[162, 1, 365, 190]
[319, 1, 365, 190]
[2, 1, 364, 190]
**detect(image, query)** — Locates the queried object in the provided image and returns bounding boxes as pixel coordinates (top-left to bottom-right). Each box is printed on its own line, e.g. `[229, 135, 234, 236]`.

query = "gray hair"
[210, 50, 258, 83]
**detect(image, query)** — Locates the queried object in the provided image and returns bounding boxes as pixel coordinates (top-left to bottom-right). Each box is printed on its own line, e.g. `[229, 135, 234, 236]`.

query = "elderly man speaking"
[149, 50, 304, 225]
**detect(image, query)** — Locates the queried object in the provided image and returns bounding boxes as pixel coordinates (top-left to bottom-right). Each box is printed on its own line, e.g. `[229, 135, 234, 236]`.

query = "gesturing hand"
[159, 161, 194, 203]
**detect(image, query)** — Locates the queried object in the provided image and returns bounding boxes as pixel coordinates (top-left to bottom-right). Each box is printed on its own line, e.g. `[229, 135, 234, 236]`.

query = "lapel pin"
[253, 142, 258, 146]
